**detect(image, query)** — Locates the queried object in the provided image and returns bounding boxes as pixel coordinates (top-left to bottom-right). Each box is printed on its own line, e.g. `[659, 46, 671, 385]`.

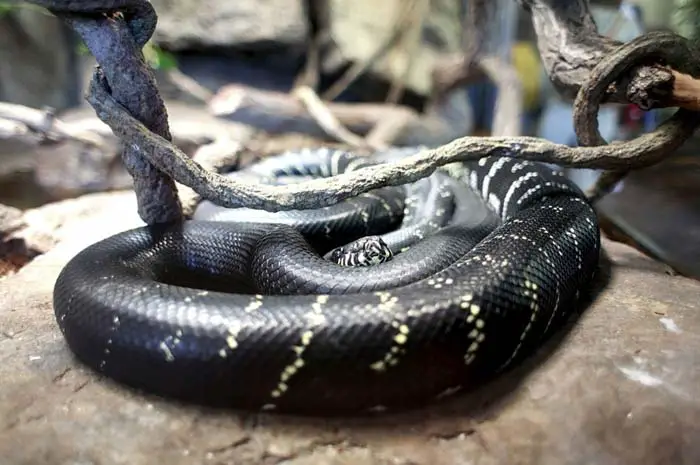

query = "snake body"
[53, 148, 600, 415]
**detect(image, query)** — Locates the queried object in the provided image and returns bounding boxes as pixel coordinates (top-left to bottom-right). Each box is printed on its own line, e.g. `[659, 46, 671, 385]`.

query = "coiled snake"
[53, 147, 600, 415]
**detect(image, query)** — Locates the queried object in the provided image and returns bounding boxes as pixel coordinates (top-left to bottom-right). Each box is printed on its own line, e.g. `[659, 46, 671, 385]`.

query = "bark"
[518, 0, 675, 108]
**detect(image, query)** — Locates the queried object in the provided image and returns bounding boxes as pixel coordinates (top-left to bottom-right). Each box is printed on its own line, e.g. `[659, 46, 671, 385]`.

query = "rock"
[0, 202, 53, 276]
[1, 192, 700, 465]
[150, 0, 309, 56]
[166, 54, 303, 98]
[0, 204, 24, 234]
[0, 203, 30, 275]
[325, 0, 464, 100]
[149, 0, 465, 104]
[0, 8, 82, 110]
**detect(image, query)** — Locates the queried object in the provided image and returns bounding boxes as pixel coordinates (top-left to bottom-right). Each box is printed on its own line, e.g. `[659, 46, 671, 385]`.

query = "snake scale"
[53, 146, 600, 415]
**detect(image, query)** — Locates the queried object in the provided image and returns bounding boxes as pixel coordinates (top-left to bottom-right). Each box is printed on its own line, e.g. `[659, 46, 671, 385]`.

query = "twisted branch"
[23, 0, 183, 223]
[518, 0, 677, 109]
[573, 31, 700, 201]
[20, 0, 700, 224]
[88, 33, 699, 213]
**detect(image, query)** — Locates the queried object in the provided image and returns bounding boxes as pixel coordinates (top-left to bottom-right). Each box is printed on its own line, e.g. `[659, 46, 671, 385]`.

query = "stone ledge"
[1, 191, 699, 465]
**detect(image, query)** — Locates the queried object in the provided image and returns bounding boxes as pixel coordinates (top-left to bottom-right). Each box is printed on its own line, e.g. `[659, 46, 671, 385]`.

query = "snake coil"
[53, 147, 600, 415]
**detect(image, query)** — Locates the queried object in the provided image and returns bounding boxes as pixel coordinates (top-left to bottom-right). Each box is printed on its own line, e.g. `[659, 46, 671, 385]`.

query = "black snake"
[53, 147, 600, 415]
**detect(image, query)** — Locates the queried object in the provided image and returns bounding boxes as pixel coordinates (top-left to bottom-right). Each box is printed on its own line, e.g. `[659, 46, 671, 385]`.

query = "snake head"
[329, 236, 393, 267]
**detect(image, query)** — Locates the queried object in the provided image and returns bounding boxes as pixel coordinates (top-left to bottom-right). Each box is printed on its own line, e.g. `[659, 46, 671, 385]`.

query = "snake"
[52, 146, 600, 415]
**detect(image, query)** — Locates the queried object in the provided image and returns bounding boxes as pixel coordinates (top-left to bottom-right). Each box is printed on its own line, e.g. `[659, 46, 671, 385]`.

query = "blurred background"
[1, 0, 699, 277]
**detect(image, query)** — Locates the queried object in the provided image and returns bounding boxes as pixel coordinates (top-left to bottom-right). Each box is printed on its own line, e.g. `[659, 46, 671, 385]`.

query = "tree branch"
[572, 30, 700, 201]
[88, 46, 698, 214]
[22, 0, 700, 227]
[208, 83, 464, 147]
[518, 0, 676, 109]
[0, 102, 105, 147]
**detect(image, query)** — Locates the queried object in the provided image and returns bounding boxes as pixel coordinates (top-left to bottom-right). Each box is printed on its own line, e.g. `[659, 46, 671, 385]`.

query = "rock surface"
[150, 0, 464, 101]
[0, 8, 81, 110]
[326, 0, 463, 98]
[1, 192, 700, 465]
[151, 0, 309, 56]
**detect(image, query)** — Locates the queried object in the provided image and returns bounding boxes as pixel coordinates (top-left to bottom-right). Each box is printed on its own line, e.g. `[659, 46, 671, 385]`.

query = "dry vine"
[17, 0, 700, 226]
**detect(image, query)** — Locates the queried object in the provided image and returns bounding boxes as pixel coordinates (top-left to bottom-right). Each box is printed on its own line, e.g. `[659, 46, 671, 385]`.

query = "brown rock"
[0, 192, 699, 465]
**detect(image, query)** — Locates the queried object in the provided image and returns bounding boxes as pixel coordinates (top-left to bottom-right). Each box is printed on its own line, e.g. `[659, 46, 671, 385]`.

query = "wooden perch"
[518, 0, 677, 109]
[669, 71, 700, 111]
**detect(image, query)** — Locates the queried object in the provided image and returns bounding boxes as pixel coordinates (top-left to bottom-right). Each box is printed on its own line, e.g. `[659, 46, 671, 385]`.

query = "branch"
[668, 71, 700, 110]
[384, 0, 428, 104]
[572, 30, 700, 201]
[27, 0, 184, 224]
[518, 0, 675, 109]
[176, 138, 245, 217]
[88, 45, 698, 214]
[25, 0, 700, 228]
[208, 83, 462, 147]
[431, 0, 493, 98]
[0, 100, 252, 156]
[473, 56, 524, 137]
[433, 55, 523, 137]
[292, 86, 381, 150]
[0, 102, 105, 147]
[429, 0, 522, 138]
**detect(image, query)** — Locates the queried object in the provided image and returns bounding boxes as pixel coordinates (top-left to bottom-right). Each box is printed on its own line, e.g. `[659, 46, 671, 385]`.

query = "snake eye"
[329, 248, 345, 263]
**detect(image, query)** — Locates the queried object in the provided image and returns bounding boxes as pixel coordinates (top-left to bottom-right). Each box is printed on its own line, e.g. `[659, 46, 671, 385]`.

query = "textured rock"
[149, 0, 464, 101]
[1, 192, 700, 465]
[0, 203, 37, 275]
[327, 0, 463, 98]
[151, 0, 309, 55]
[0, 8, 81, 110]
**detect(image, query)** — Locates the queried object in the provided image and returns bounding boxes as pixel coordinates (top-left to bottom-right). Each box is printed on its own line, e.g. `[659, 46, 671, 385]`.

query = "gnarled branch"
[21, 0, 700, 226]
[518, 0, 676, 109]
